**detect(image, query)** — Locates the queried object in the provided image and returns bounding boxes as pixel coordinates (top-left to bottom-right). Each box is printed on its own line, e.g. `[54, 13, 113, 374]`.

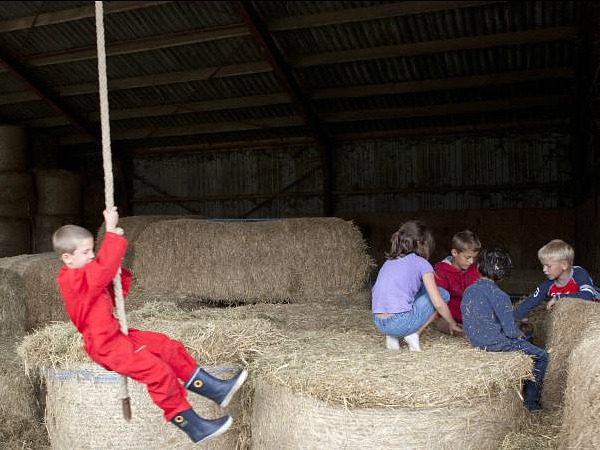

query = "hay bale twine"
[0, 172, 33, 218]
[541, 298, 600, 410]
[134, 219, 373, 304]
[560, 324, 600, 450]
[35, 169, 82, 216]
[0, 125, 26, 171]
[17, 302, 281, 450]
[44, 363, 244, 450]
[250, 331, 531, 450]
[33, 214, 80, 252]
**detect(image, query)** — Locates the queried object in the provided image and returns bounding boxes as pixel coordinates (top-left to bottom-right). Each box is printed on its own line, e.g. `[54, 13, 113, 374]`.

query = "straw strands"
[499, 409, 562, 450]
[133, 218, 373, 304]
[249, 331, 531, 450]
[541, 298, 600, 410]
[0, 268, 26, 359]
[560, 324, 600, 450]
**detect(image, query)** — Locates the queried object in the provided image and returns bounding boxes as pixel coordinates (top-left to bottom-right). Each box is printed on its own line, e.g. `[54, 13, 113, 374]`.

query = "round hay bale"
[499, 410, 561, 450]
[0, 218, 30, 256]
[560, 324, 600, 450]
[0, 125, 26, 171]
[33, 214, 80, 252]
[35, 169, 82, 216]
[250, 331, 531, 450]
[17, 302, 281, 450]
[541, 298, 600, 410]
[44, 363, 244, 450]
[133, 219, 373, 304]
[0, 268, 27, 359]
[96, 215, 200, 269]
[0, 253, 66, 330]
[0, 172, 33, 218]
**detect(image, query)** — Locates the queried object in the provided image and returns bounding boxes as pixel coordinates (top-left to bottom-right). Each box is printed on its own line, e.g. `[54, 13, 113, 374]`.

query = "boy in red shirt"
[52, 207, 247, 444]
[434, 230, 481, 333]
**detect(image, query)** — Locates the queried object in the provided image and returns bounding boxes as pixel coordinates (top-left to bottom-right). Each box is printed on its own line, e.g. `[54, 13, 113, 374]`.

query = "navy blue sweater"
[461, 279, 521, 348]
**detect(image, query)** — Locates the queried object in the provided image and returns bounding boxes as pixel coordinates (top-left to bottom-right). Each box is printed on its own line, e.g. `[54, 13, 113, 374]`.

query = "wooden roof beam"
[0, 2, 171, 33]
[291, 27, 578, 67]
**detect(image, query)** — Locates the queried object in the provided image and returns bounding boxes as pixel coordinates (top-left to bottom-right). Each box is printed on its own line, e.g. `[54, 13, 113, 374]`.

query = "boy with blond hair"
[514, 239, 600, 320]
[434, 230, 481, 332]
[53, 207, 247, 444]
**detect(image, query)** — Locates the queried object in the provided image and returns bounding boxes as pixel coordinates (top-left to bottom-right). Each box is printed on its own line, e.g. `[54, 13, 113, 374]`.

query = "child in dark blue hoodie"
[461, 248, 548, 411]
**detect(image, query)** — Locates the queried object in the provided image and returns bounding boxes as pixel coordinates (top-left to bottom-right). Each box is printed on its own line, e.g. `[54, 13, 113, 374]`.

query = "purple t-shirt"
[372, 253, 434, 313]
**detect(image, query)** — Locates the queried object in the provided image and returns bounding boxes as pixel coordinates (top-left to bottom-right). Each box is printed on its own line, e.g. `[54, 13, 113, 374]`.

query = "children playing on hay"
[461, 247, 548, 411]
[52, 207, 248, 444]
[372, 220, 462, 351]
[513, 239, 600, 322]
[434, 230, 481, 334]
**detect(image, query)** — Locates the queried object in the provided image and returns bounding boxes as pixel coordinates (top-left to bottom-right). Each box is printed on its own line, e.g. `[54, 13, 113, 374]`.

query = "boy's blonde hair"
[537, 239, 574, 265]
[451, 230, 481, 252]
[53, 225, 93, 255]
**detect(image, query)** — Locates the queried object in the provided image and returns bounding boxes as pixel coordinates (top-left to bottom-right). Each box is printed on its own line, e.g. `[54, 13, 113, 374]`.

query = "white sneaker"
[403, 333, 422, 351]
[385, 335, 400, 350]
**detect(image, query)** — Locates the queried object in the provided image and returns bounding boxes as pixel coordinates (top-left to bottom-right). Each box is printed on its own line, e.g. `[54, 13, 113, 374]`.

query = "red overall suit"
[57, 232, 197, 420]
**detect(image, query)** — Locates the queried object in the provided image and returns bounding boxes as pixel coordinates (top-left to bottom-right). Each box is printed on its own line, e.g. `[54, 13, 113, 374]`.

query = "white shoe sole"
[219, 369, 248, 407]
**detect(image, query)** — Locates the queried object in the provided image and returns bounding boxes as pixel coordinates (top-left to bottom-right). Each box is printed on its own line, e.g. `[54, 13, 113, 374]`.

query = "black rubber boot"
[185, 367, 248, 407]
[171, 408, 232, 444]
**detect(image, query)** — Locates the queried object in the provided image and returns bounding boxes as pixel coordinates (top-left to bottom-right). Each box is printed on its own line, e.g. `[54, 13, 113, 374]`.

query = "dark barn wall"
[123, 130, 574, 273]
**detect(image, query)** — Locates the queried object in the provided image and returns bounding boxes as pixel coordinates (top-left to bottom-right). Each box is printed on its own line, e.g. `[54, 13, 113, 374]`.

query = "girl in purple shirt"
[372, 221, 462, 351]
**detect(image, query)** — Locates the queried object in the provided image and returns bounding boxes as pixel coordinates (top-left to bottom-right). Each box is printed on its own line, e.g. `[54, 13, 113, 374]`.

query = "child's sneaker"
[403, 333, 422, 352]
[385, 335, 400, 350]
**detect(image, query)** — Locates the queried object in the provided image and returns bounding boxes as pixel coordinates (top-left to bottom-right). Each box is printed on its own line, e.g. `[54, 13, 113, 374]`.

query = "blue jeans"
[373, 286, 450, 337]
[484, 339, 548, 408]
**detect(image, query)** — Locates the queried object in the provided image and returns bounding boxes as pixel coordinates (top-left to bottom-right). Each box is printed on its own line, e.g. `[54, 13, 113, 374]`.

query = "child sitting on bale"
[52, 207, 248, 444]
[434, 230, 481, 333]
[461, 248, 548, 411]
[513, 239, 600, 321]
[372, 220, 462, 351]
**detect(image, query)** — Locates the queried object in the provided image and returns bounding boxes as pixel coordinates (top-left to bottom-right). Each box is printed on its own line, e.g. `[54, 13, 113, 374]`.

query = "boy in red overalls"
[52, 207, 247, 444]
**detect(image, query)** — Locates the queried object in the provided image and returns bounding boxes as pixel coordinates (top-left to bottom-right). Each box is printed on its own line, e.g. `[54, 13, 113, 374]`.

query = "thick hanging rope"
[95, 0, 132, 421]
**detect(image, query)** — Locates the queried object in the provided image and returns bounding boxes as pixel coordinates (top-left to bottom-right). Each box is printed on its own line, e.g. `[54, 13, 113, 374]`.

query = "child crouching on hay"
[461, 248, 548, 411]
[52, 207, 248, 444]
[372, 220, 462, 351]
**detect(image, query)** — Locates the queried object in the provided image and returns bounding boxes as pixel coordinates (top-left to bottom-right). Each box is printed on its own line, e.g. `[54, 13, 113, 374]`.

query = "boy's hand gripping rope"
[95, 1, 132, 422]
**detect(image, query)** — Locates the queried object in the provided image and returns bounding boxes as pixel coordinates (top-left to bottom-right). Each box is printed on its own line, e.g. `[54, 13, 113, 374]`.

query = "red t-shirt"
[434, 256, 480, 322]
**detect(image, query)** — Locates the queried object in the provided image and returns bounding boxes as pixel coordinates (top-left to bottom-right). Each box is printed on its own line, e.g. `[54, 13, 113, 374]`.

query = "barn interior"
[0, 2, 599, 450]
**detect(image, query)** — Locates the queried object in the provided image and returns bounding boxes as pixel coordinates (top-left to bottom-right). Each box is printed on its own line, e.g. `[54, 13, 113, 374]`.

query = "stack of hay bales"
[560, 324, 600, 450]
[133, 218, 374, 304]
[0, 266, 48, 449]
[0, 253, 66, 330]
[17, 303, 281, 450]
[0, 126, 32, 256]
[541, 298, 600, 410]
[33, 169, 82, 252]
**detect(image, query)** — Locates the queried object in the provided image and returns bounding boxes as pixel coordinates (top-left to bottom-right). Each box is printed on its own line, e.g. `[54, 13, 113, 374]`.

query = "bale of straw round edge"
[33, 214, 80, 253]
[35, 169, 82, 216]
[0, 125, 26, 171]
[559, 324, 600, 450]
[0, 218, 30, 257]
[541, 298, 600, 410]
[250, 331, 530, 450]
[0, 267, 27, 359]
[133, 219, 373, 304]
[0, 172, 33, 218]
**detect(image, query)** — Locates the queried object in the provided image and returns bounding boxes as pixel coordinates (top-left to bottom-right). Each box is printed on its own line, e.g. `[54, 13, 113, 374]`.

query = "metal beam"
[237, 0, 335, 216]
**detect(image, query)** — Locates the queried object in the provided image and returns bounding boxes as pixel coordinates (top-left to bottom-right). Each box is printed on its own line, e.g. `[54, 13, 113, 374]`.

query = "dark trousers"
[484, 339, 548, 408]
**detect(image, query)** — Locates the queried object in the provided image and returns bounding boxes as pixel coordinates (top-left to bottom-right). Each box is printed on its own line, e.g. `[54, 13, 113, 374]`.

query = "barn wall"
[127, 131, 574, 270]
